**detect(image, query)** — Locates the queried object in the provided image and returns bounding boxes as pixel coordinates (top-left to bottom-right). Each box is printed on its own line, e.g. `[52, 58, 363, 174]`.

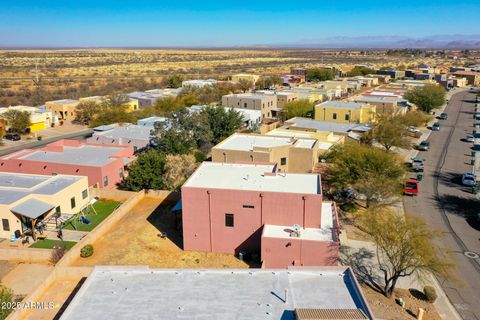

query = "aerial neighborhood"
[0, 46, 480, 320]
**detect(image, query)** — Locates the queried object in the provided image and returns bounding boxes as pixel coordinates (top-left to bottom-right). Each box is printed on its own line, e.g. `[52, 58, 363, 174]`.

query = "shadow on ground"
[146, 193, 183, 249]
[340, 246, 384, 294]
[434, 194, 480, 231]
[433, 171, 464, 188]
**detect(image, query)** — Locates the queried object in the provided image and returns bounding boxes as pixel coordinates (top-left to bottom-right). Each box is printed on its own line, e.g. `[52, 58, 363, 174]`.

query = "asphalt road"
[0, 129, 93, 157]
[404, 89, 480, 320]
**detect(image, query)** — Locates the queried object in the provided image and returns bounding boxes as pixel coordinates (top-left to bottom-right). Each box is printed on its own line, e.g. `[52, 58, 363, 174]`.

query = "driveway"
[404, 89, 480, 320]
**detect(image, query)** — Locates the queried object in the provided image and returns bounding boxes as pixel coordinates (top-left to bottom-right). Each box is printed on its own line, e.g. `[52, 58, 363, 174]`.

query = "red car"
[404, 179, 419, 196]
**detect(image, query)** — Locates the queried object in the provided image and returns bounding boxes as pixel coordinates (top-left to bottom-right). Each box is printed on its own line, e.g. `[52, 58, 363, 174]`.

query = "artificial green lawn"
[30, 239, 77, 250]
[63, 200, 121, 232]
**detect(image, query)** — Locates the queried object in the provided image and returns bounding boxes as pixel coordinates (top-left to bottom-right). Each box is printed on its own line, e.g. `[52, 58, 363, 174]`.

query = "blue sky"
[0, 0, 479, 47]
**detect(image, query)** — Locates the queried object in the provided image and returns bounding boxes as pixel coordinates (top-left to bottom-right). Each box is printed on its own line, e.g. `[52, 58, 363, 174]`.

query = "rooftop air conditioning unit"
[290, 224, 301, 238]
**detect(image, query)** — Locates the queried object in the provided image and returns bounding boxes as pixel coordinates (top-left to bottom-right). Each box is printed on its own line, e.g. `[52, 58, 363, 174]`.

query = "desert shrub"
[194, 150, 207, 163]
[80, 244, 94, 258]
[424, 286, 437, 303]
[50, 244, 66, 264]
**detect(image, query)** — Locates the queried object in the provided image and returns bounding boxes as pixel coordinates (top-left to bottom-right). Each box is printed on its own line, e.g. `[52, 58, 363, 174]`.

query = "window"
[244, 103, 247, 108]
[243, 205, 254, 209]
[82, 189, 88, 199]
[332, 113, 337, 120]
[2, 219, 10, 231]
[345, 114, 350, 121]
[70, 197, 76, 209]
[103, 176, 109, 187]
[280, 157, 287, 165]
[225, 213, 234, 227]
[55, 206, 61, 214]
[119, 168, 124, 178]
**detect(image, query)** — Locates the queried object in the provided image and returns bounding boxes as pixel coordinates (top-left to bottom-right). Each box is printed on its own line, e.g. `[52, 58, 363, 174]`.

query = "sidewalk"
[340, 236, 462, 320]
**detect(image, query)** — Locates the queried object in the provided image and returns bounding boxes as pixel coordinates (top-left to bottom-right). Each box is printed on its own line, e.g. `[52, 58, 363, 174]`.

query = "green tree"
[347, 66, 375, 77]
[0, 282, 14, 319]
[237, 79, 254, 92]
[90, 94, 136, 127]
[404, 85, 446, 112]
[325, 142, 405, 207]
[306, 68, 335, 81]
[74, 101, 100, 125]
[200, 105, 244, 144]
[90, 105, 135, 127]
[255, 76, 283, 89]
[154, 97, 182, 115]
[397, 110, 433, 128]
[371, 115, 410, 151]
[151, 108, 212, 154]
[0, 109, 31, 133]
[162, 74, 184, 88]
[282, 99, 315, 120]
[360, 209, 453, 297]
[121, 149, 166, 191]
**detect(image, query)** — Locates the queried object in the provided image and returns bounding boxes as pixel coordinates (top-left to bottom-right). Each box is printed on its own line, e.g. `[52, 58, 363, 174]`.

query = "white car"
[408, 126, 421, 133]
[465, 135, 475, 143]
[462, 173, 477, 186]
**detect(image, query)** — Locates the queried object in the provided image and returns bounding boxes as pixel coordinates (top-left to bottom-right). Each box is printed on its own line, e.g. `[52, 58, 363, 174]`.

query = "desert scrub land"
[0, 48, 470, 107]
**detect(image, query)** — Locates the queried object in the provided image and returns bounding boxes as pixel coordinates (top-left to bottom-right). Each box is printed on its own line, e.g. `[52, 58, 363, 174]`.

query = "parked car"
[411, 157, 425, 172]
[417, 141, 430, 151]
[404, 179, 419, 196]
[4, 133, 21, 141]
[465, 135, 475, 143]
[462, 173, 477, 186]
[432, 123, 440, 131]
[439, 112, 448, 120]
[408, 126, 421, 134]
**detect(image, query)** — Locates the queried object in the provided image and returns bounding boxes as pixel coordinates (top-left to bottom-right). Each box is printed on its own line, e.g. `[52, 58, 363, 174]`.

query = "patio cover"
[10, 198, 55, 219]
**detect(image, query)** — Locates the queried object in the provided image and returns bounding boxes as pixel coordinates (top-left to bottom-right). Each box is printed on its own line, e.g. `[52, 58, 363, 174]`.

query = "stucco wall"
[260, 236, 339, 268]
[181, 185, 323, 255]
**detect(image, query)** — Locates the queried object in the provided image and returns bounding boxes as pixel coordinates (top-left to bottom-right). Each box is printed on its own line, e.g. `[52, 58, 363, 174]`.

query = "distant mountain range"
[278, 34, 480, 49]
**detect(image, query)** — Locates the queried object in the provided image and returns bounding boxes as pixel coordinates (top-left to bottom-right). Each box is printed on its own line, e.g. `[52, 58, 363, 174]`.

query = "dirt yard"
[362, 285, 441, 320]
[72, 196, 248, 268]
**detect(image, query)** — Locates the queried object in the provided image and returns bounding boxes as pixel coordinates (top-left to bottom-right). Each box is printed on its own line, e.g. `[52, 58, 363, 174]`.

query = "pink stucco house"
[181, 162, 340, 268]
[0, 139, 134, 188]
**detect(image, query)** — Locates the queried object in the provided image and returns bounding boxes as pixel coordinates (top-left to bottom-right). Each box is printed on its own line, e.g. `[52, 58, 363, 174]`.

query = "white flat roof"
[263, 203, 335, 242]
[184, 162, 320, 195]
[20, 145, 124, 167]
[215, 134, 294, 151]
[294, 139, 316, 149]
[60, 266, 372, 320]
[0, 172, 83, 205]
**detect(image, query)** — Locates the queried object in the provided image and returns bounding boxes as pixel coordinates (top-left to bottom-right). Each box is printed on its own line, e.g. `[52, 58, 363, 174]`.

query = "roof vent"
[290, 224, 301, 237]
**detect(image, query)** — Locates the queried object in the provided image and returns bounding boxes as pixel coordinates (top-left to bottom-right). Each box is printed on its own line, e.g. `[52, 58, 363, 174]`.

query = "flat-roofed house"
[265, 128, 345, 156]
[452, 71, 480, 86]
[80, 96, 139, 112]
[44, 99, 80, 121]
[87, 123, 152, 153]
[314, 101, 376, 124]
[353, 95, 406, 114]
[0, 139, 134, 188]
[211, 133, 321, 173]
[181, 162, 340, 268]
[281, 117, 372, 141]
[222, 93, 278, 119]
[0, 106, 56, 133]
[59, 266, 374, 320]
[0, 172, 89, 239]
